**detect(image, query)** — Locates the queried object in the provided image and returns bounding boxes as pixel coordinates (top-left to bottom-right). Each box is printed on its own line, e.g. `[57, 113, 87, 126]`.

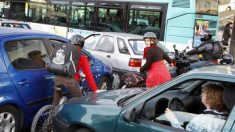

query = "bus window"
[196, 0, 218, 15]
[97, 8, 123, 32]
[29, 3, 47, 23]
[128, 9, 161, 38]
[70, 3, 95, 30]
[46, 3, 69, 26]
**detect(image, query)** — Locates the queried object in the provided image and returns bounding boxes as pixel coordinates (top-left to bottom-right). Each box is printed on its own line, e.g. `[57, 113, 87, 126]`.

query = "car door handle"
[106, 55, 111, 58]
[44, 75, 55, 80]
[18, 79, 31, 85]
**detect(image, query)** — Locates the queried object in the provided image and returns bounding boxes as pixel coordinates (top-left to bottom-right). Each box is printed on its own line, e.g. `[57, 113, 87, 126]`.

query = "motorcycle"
[172, 45, 234, 76]
[173, 45, 192, 75]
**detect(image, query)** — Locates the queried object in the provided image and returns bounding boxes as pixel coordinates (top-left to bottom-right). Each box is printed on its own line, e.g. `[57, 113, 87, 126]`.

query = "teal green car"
[53, 65, 235, 132]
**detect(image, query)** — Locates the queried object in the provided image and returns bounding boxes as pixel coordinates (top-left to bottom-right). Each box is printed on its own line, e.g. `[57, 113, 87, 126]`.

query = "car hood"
[68, 88, 146, 106]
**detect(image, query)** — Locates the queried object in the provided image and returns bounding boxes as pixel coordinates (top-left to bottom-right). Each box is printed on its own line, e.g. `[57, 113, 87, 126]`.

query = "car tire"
[98, 76, 112, 90]
[0, 105, 21, 132]
[75, 128, 92, 132]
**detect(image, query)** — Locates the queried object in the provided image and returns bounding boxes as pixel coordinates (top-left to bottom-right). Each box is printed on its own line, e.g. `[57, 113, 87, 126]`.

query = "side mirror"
[124, 108, 136, 122]
[173, 44, 176, 49]
[124, 102, 144, 122]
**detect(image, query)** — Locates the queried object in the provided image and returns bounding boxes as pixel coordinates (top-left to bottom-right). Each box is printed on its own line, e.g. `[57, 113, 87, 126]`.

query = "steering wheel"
[168, 98, 184, 111]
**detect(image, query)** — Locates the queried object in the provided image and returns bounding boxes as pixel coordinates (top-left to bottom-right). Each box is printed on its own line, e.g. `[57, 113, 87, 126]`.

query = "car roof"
[93, 32, 143, 40]
[185, 65, 235, 79]
[0, 27, 59, 39]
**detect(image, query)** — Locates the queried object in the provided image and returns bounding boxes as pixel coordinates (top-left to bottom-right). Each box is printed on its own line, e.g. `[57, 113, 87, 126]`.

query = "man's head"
[200, 30, 212, 42]
[143, 32, 158, 46]
[70, 34, 85, 49]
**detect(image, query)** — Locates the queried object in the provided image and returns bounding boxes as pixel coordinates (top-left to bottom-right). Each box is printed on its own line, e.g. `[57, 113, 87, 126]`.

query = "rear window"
[84, 34, 100, 50]
[128, 40, 170, 55]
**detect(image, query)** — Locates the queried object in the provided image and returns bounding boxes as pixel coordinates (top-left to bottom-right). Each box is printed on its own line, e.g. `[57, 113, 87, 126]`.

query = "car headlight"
[55, 96, 67, 114]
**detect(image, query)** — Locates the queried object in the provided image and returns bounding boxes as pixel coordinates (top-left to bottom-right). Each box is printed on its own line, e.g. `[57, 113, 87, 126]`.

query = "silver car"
[84, 32, 174, 88]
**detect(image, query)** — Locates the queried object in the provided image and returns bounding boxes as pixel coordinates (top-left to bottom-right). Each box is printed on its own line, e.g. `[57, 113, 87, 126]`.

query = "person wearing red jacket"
[73, 41, 97, 92]
[52, 35, 97, 106]
[140, 32, 172, 88]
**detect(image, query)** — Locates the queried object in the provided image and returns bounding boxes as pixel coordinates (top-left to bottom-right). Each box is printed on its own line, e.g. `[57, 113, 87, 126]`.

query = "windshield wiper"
[117, 94, 137, 106]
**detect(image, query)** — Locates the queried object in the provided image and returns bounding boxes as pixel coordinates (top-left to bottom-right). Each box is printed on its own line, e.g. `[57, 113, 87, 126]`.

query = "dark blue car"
[0, 28, 113, 131]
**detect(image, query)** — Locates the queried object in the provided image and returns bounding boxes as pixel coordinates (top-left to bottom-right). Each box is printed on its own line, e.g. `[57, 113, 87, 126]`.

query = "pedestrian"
[140, 32, 172, 88]
[222, 21, 233, 46]
[48, 35, 97, 106]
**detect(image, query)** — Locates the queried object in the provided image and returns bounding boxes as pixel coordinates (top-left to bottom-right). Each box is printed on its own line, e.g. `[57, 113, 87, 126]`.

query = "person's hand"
[165, 108, 177, 121]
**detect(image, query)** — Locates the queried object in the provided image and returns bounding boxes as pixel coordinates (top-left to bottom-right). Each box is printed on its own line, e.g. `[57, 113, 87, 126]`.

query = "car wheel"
[0, 105, 21, 132]
[98, 77, 112, 90]
[75, 128, 92, 132]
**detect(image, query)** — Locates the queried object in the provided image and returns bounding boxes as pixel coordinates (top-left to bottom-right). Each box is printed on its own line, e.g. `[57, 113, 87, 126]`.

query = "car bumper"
[53, 116, 71, 132]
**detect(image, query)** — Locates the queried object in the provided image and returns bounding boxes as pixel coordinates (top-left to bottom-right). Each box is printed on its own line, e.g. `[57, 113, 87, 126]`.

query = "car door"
[1, 36, 54, 112]
[115, 37, 130, 70]
[91, 35, 115, 68]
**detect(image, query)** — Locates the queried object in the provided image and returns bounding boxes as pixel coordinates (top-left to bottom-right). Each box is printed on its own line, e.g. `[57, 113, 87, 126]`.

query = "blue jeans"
[190, 61, 216, 69]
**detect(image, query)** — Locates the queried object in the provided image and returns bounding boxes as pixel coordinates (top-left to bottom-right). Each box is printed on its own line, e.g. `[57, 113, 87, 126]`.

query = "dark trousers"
[52, 75, 82, 106]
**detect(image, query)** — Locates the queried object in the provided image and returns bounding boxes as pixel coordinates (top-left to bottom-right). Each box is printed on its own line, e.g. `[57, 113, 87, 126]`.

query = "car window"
[129, 40, 170, 55]
[95, 35, 114, 53]
[117, 38, 129, 54]
[128, 39, 146, 55]
[5, 39, 49, 70]
[138, 79, 233, 132]
[84, 34, 100, 50]
[1, 23, 30, 29]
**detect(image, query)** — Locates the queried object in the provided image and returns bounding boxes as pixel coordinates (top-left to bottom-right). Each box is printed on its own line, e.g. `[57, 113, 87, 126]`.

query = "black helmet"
[70, 34, 85, 48]
[200, 30, 212, 42]
[220, 54, 233, 64]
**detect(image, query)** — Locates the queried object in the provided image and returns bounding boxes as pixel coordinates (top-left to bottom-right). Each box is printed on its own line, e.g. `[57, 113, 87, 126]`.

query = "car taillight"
[129, 58, 142, 67]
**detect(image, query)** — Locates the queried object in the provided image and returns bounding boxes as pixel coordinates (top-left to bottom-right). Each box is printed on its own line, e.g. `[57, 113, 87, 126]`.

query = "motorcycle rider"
[186, 30, 217, 69]
[140, 32, 172, 88]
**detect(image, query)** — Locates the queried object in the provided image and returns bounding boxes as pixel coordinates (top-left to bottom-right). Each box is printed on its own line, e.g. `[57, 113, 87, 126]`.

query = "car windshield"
[129, 40, 170, 55]
[84, 34, 100, 50]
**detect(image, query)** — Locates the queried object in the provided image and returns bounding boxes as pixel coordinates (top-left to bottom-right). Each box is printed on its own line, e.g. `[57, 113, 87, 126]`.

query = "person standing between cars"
[222, 21, 233, 46]
[49, 35, 97, 106]
[140, 32, 172, 88]
[186, 30, 217, 69]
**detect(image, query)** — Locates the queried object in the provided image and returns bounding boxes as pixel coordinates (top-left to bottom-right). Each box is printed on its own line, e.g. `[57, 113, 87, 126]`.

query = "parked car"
[0, 20, 31, 29]
[53, 65, 235, 132]
[84, 32, 174, 88]
[0, 28, 112, 131]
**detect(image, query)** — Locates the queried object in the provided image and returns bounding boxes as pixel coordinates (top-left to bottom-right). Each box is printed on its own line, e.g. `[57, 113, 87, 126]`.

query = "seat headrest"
[223, 85, 235, 109]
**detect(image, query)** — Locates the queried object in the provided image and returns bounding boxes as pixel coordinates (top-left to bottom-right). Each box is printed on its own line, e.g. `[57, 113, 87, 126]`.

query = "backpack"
[47, 44, 81, 77]
[212, 41, 223, 59]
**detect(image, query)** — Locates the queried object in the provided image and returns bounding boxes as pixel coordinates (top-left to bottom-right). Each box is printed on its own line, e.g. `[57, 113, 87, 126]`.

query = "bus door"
[96, 2, 126, 32]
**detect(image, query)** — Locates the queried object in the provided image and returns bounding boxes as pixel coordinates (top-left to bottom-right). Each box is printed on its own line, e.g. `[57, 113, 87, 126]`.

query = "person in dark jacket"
[52, 35, 97, 106]
[222, 21, 233, 46]
[140, 32, 172, 88]
[186, 30, 217, 69]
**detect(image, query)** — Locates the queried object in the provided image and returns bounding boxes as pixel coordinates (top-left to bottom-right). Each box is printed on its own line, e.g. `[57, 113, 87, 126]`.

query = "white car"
[84, 32, 174, 88]
[0, 20, 31, 29]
